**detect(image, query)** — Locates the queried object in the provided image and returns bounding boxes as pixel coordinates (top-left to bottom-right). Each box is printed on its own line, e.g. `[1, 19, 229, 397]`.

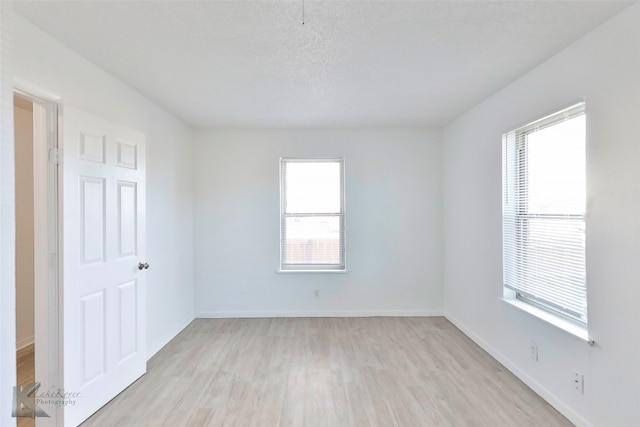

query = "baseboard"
[195, 309, 443, 318]
[146, 315, 194, 360]
[444, 312, 592, 427]
[16, 336, 34, 351]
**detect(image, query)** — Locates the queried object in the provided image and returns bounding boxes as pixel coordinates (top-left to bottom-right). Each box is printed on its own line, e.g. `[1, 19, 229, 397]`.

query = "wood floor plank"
[16, 344, 35, 427]
[80, 317, 573, 427]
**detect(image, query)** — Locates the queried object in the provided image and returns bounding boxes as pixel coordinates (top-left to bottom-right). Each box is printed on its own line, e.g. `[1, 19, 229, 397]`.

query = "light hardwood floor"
[17, 344, 35, 427]
[82, 317, 572, 426]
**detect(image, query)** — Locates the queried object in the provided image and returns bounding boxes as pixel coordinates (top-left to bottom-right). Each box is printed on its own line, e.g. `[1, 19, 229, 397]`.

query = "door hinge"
[49, 148, 63, 165]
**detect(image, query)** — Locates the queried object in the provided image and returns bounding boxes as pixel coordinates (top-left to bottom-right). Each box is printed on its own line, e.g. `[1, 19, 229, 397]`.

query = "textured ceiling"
[14, 1, 634, 128]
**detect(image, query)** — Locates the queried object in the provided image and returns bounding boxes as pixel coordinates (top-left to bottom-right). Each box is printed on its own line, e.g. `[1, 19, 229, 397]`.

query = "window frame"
[279, 157, 346, 272]
[502, 101, 588, 325]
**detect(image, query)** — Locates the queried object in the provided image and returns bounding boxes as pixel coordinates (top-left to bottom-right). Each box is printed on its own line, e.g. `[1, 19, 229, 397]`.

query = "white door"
[62, 107, 146, 426]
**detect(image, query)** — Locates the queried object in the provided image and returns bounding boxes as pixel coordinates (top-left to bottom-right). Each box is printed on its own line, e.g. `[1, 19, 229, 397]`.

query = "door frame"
[14, 78, 63, 427]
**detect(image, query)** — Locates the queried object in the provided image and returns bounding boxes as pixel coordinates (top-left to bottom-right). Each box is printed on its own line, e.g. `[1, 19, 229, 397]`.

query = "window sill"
[501, 296, 592, 344]
[276, 269, 348, 274]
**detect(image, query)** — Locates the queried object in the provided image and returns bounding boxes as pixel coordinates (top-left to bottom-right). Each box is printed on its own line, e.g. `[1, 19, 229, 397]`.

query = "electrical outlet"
[573, 371, 584, 394]
[530, 341, 538, 362]
[314, 289, 320, 298]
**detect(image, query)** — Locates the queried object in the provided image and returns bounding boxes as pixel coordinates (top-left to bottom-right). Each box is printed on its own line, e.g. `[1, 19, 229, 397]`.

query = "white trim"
[16, 336, 34, 351]
[501, 97, 587, 136]
[196, 310, 442, 318]
[14, 76, 61, 102]
[444, 312, 592, 427]
[276, 269, 349, 274]
[501, 296, 591, 343]
[146, 315, 195, 360]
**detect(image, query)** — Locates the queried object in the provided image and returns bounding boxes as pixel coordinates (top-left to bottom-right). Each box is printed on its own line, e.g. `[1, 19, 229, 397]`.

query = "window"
[502, 102, 587, 324]
[280, 158, 345, 271]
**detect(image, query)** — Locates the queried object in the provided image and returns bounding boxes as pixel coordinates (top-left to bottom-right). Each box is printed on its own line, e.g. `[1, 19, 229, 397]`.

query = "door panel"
[80, 290, 106, 384]
[79, 132, 105, 163]
[117, 280, 138, 361]
[79, 176, 106, 264]
[63, 107, 146, 426]
[117, 141, 137, 169]
[117, 181, 137, 257]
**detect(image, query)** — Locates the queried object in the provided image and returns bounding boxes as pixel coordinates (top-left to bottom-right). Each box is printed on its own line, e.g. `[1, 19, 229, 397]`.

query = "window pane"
[519, 217, 586, 318]
[285, 162, 341, 214]
[284, 216, 341, 264]
[526, 115, 586, 214]
[503, 102, 587, 323]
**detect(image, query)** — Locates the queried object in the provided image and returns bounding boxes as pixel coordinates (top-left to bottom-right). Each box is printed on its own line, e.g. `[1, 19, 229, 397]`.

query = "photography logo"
[12, 382, 50, 418]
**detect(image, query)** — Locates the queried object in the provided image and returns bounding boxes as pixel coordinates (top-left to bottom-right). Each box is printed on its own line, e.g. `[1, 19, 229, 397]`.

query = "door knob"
[144, 263, 149, 270]
[138, 262, 144, 270]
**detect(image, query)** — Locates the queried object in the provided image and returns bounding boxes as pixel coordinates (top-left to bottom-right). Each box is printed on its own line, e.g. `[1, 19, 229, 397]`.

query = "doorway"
[14, 93, 35, 427]
[13, 86, 61, 427]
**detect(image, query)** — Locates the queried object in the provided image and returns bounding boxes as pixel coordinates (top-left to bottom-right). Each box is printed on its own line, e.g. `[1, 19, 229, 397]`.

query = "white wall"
[0, 3, 17, 426]
[14, 99, 34, 350]
[194, 128, 442, 317]
[12, 15, 195, 358]
[442, 4, 640, 427]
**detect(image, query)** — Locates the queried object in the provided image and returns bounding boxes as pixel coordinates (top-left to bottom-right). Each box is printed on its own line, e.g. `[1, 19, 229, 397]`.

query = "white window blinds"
[280, 158, 345, 271]
[502, 102, 587, 323]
